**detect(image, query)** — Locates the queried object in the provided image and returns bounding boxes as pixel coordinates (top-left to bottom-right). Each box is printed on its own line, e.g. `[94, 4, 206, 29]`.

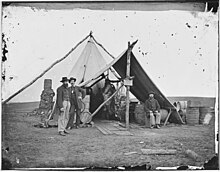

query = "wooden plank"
[96, 126, 109, 135]
[96, 125, 113, 135]
[164, 108, 172, 126]
[114, 125, 127, 131]
[113, 130, 133, 136]
[141, 149, 177, 155]
[124, 152, 138, 156]
[100, 126, 113, 135]
[104, 125, 119, 131]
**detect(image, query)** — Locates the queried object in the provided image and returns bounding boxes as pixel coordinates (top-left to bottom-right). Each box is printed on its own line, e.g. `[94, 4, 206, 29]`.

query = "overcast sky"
[2, 6, 218, 102]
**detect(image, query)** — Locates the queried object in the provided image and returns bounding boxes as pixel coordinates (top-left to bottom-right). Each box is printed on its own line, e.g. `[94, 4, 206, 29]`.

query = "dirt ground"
[2, 110, 216, 169]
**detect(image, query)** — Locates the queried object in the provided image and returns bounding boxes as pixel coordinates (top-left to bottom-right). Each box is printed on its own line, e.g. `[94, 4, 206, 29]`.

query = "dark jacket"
[68, 86, 86, 109]
[55, 85, 71, 110]
[144, 98, 160, 113]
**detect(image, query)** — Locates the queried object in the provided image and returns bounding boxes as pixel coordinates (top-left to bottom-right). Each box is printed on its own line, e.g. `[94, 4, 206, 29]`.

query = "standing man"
[66, 77, 86, 129]
[55, 77, 70, 136]
[144, 92, 161, 129]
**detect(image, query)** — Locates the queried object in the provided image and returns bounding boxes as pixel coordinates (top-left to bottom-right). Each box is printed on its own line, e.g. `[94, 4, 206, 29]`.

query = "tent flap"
[80, 49, 183, 124]
[113, 51, 175, 109]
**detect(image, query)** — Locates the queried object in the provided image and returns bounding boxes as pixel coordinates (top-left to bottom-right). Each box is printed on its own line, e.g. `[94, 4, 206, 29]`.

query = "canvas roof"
[68, 37, 108, 94]
[80, 49, 183, 124]
[68, 37, 107, 84]
[80, 50, 174, 109]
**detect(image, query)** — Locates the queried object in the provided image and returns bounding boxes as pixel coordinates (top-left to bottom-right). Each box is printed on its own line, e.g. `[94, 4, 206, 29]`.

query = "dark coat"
[55, 85, 71, 110]
[144, 98, 160, 113]
[68, 86, 86, 109]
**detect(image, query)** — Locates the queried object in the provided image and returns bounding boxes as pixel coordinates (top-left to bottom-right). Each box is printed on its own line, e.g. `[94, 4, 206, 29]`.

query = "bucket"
[186, 107, 199, 125]
[176, 101, 187, 111]
[199, 107, 215, 125]
[44, 79, 52, 90]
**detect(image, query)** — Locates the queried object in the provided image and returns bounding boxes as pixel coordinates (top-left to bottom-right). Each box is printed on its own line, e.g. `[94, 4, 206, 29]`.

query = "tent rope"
[91, 35, 121, 79]
[2, 33, 91, 104]
[91, 35, 115, 59]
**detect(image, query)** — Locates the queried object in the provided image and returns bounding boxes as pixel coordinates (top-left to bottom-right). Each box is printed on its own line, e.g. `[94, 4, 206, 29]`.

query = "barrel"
[160, 109, 169, 122]
[134, 103, 145, 125]
[186, 107, 200, 125]
[178, 109, 187, 123]
[44, 79, 52, 90]
[176, 101, 187, 111]
[199, 107, 215, 125]
[82, 95, 90, 110]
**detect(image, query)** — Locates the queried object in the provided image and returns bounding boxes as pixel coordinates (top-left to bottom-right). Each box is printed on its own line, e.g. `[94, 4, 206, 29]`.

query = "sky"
[1, 6, 218, 102]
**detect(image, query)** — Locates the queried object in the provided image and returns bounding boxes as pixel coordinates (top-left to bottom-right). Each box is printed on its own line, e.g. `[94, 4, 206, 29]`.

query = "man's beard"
[63, 83, 68, 88]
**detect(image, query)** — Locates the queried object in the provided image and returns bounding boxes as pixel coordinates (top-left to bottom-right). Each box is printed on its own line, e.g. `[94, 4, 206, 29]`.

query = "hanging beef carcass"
[102, 79, 116, 120]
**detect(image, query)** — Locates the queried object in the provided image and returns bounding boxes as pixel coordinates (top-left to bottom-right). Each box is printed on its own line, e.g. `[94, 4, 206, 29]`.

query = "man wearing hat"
[144, 91, 161, 129]
[66, 77, 86, 129]
[55, 77, 71, 136]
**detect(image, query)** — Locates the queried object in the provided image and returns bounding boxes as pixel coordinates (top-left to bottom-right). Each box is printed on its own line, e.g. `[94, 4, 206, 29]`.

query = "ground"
[2, 108, 216, 169]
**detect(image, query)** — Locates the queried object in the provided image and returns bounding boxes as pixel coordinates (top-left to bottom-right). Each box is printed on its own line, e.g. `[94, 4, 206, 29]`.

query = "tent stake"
[2, 33, 91, 104]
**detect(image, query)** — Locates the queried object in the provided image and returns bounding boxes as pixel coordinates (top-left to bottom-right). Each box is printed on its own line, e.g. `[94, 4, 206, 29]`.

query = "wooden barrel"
[176, 101, 187, 111]
[179, 109, 187, 123]
[160, 109, 169, 122]
[199, 107, 215, 125]
[134, 103, 145, 125]
[82, 95, 90, 110]
[44, 79, 52, 90]
[186, 107, 199, 125]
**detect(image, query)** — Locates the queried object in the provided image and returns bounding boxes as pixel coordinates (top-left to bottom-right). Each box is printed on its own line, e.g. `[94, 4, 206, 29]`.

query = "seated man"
[144, 92, 161, 129]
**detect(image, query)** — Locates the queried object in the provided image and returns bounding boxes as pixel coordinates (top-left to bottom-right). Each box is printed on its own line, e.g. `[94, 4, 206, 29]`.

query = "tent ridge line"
[91, 35, 121, 79]
[2, 33, 91, 104]
[91, 35, 115, 60]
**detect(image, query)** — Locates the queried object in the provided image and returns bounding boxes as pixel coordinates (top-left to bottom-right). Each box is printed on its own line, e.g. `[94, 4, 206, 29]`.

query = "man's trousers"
[149, 111, 161, 126]
[58, 100, 70, 132]
[66, 104, 81, 128]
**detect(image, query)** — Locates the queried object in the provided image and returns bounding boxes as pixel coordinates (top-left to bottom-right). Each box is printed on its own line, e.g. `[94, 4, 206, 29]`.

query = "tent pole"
[2, 33, 90, 104]
[125, 42, 131, 129]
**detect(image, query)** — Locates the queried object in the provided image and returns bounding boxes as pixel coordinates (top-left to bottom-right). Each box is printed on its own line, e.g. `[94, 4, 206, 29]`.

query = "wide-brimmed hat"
[148, 91, 155, 95]
[60, 77, 69, 82]
[69, 77, 76, 82]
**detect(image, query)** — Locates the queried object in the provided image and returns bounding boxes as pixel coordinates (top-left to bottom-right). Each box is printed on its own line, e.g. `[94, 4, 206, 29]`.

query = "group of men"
[55, 77, 85, 136]
[55, 76, 161, 136]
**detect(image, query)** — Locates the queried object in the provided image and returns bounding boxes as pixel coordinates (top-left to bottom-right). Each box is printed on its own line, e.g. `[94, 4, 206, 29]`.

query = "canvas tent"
[79, 43, 184, 124]
[68, 37, 108, 94]
[3, 33, 183, 125]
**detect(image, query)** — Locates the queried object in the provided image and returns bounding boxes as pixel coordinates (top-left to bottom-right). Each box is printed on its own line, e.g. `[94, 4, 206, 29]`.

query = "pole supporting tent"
[2, 32, 91, 104]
